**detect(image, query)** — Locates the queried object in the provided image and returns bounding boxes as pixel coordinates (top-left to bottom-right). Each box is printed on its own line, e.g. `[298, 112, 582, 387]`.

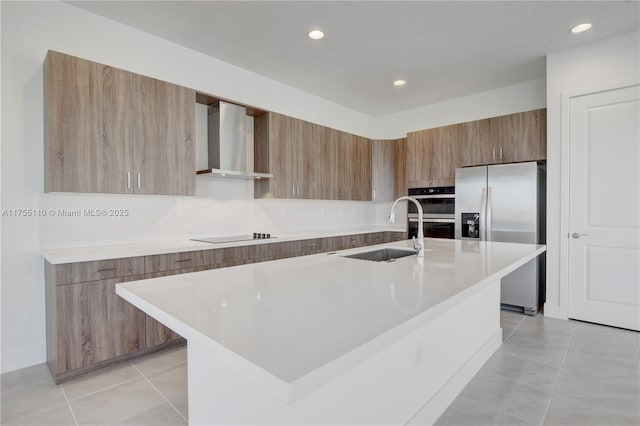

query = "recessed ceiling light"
[571, 23, 592, 34]
[393, 80, 406, 87]
[308, 30, 325, 40]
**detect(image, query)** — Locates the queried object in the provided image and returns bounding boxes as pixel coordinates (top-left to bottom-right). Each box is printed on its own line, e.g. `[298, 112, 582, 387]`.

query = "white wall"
[544, 31, 640, 320]
[371, 79, 546, 139]
[0, 0, 547, 373]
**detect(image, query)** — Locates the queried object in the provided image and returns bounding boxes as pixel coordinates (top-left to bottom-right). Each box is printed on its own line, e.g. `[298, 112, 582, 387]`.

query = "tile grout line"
[130, 362, 188, 423]
[539, 322, 577, 424]
[60, 361, 143, 403]
[502, 314, 527, 341]
[60, 384, 80, 426]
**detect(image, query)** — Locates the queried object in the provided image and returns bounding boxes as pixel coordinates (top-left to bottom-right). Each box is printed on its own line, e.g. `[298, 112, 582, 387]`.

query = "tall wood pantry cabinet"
[44, 50, 196, 195]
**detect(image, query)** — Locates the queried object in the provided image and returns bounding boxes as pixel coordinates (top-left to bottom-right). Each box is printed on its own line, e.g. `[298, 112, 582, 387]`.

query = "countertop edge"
[43, 227, 407, 264]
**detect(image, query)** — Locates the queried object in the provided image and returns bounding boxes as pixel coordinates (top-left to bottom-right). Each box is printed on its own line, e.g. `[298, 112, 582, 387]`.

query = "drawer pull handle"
[308, 243, 316, 247]
[174, 258, 192, 263]
[94, 268, 116, 273]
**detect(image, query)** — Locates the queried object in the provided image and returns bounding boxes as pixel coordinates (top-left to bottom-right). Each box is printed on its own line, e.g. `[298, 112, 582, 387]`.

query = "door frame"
[558, 83, 640, 321]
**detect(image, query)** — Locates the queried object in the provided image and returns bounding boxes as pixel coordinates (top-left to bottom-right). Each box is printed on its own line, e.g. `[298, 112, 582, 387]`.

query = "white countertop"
[41, 226, 405, 264]
[116, 238, 545, 403]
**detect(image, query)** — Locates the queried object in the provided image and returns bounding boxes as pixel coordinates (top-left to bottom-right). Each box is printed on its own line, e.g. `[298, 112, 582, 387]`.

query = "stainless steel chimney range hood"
[197, 100, 272, 180]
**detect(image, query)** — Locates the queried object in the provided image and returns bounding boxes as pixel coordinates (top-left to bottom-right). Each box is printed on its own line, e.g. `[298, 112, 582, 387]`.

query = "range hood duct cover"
[204, 101, 272, 179]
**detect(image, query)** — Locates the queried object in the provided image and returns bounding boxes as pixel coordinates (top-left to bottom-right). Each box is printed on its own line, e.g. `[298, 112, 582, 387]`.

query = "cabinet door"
[56, 277, 145, 372]
[459, 119, 493, 167]
[132, 75, 195, 195]
[430, 125, 460, 186]
[405, 130, 432, 185]
[263, 113, 298, 198]
[394, 138, 406, 198]
[338, 133, 372, 201]
[45, 51, 133, 193]
[490, 110, 542, 163]
[300, 121, 335, 199]
[371, 140, 395, 202]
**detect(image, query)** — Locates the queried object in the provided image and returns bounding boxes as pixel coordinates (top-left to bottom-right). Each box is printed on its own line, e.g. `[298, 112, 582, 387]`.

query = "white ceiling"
[68, 1, 639, 117]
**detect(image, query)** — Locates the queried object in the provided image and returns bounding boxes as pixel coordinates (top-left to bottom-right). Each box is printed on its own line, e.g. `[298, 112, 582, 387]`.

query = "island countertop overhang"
[116, 238, 545, 403]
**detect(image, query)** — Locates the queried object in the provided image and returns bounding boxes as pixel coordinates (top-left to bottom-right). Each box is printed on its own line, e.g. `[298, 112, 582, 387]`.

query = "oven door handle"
[410, 194, 455, 199]
[408, 218, 455, 223]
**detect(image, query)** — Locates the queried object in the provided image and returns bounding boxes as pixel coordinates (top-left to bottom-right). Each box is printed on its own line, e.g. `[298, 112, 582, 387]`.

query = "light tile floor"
[1, 313, 638, 425]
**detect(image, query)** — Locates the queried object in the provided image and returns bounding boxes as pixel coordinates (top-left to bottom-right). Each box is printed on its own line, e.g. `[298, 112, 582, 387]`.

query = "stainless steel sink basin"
[342, 247, 417, 262]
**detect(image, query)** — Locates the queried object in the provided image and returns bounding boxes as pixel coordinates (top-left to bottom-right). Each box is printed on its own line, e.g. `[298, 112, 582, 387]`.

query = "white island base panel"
[188, 280, 501, 426]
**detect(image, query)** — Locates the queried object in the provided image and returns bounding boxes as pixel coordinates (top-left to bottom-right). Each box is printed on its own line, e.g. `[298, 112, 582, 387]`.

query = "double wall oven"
[407, 186, 455, 239]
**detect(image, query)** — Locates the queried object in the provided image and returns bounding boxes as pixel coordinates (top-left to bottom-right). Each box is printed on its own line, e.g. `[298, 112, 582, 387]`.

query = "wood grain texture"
[144, 250, 211, 273]
[405, 130, 432, 183]
[254, 112, 298, 198]
[371, 140, 395, 202]
[459, 119, 492, 167]
[45, 260, 58, 379]
[45, 50, 133, 193]
[337, 133, 372, 201]
[55, 276, 146, 374]
[430, 124, 460, 183]
[55, 257, 145, 285]
[393, 138, 407, 198]
[132, 74, 195, 196]
[300, 121, 337, 200]
[490, 109, 543, 164]
[538, 108, 547, 160]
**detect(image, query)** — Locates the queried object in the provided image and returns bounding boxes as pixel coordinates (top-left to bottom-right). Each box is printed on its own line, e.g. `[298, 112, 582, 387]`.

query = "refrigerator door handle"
[486, 187, 493, 241]
[480, 187, 487, 241]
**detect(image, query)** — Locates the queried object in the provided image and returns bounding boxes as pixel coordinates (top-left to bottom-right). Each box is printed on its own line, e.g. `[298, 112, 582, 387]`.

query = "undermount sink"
[342, 247, 417, 262]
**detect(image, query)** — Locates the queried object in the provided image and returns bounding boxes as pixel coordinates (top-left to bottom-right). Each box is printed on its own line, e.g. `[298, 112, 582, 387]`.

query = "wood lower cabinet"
[44, 50, 195, 196]
[45, 231, 406, 383]
[49, 275, 146, 381]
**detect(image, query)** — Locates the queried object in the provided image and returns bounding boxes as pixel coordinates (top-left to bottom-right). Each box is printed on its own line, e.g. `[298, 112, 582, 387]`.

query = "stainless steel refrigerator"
[455, 162, 546, 315]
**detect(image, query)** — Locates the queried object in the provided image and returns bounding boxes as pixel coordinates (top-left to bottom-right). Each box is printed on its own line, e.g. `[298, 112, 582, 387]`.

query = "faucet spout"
[389, 196, 425, 257]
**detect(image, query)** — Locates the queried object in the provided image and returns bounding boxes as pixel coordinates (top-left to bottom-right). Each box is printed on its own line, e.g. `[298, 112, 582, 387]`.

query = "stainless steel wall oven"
[407, 187, 455, 239]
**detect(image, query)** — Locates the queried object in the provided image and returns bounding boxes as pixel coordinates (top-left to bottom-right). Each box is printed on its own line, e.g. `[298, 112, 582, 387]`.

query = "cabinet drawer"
[144, 265, 210, 279]
[145, 250, 211, 273]
[55, 257, 145, 285]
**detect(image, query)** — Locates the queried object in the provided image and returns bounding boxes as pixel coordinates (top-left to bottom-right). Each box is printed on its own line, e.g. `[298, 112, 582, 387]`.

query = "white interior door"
[568, 85, 640, 331]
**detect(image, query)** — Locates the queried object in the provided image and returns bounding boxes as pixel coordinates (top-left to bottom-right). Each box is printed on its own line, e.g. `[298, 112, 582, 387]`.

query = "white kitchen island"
[117, 238, 545, 425]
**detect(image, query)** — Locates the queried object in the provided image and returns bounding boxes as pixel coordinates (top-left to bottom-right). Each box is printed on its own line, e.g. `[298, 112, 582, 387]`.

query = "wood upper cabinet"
[406, 125, 459, 188]
[300, 121, 336, 200]
[255, 112, 371, 201]
[490, 109, 546, 163]
[459, 119, 492, 167]
[338, 132, 372, 201]
[44, 50, 195, 195]
[132, 74, 195, 195]
[255, 112, 298, 198]
[371, 139, 394, 202]
[459, 109, 547, 167]
[394, 138, 407, 198]
[44, 50, 133, 193]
